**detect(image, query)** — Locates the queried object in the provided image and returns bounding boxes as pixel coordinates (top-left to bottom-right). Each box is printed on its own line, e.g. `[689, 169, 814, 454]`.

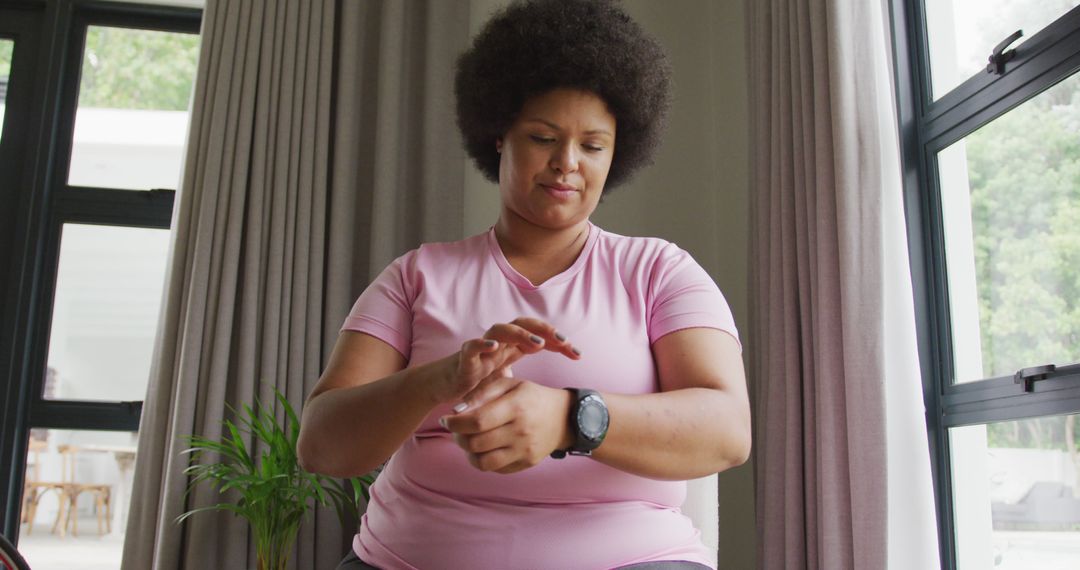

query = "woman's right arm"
[297, 331, 443, 477]
[298, 320, 577, 478]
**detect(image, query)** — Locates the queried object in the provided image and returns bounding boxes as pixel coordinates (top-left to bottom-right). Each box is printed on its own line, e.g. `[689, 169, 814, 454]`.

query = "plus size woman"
[298, 1, 751, 568]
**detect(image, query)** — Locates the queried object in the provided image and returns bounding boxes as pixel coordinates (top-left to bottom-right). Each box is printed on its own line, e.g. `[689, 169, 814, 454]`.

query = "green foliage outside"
[78, 26, 200, 111]
[967, 76, 1080, 381]
[962, 1, 1080, 454]
[0, 39, 12, 79]
[0, 29, 198, 109]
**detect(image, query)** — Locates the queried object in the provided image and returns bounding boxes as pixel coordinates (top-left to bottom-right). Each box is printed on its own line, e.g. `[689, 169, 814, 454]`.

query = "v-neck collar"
[486, 222, 599, 291]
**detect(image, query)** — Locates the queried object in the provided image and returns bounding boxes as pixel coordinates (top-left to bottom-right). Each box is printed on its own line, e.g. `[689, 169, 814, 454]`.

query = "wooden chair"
[20, 482, 68, 536]
[56, 445, 113, 537]
[20, 438, 70, 536]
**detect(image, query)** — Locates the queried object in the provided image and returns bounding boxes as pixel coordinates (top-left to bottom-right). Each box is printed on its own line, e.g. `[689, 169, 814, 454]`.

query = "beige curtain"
[121, 1, 467, 568]
[747, 0, 939, 568]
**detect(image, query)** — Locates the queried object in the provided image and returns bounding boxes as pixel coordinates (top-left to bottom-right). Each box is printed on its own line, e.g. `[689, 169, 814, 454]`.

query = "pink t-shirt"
[340, 222, 738, 570]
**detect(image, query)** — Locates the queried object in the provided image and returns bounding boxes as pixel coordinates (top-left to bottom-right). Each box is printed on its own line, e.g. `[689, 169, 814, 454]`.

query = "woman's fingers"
[455, 338, 504, 382]
[449, 423, 534, 472]
[451, 422, 512, 455]
[510, 317, 581, 360]
[466, 447, 519, 473]
[441, 375, 517, 433]
[460, 337, 501, 360]
[484, 319, 582, 360]
[442, 380, 570, 474]
[482, 323, 548, 354]
[446, 318, 580, 403]
[455, 368, 516, 412]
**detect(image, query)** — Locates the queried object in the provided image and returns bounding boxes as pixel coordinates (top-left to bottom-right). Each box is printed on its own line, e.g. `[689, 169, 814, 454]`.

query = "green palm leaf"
[176, 387, 377, 570]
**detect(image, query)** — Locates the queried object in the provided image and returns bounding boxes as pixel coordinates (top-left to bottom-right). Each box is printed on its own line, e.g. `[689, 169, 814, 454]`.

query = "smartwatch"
[551, 388, 609, 459]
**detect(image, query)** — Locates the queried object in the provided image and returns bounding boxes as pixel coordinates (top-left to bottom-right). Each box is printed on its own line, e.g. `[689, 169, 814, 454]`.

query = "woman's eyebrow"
[524, 118, 613, 137]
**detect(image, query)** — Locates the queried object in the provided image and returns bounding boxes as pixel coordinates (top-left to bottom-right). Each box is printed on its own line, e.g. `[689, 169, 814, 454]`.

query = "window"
[0, 2, 200, 567]
[0, 38, 11, 128]
[892, 0, 1080, 568]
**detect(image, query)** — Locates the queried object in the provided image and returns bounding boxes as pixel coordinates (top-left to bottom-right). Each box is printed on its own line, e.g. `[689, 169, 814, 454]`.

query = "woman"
[297, 1, 750, 568]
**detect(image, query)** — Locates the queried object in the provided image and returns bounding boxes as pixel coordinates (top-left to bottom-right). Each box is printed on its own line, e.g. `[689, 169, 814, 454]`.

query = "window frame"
[0, 0, 200, 542]
[890, 2, 1080, 568]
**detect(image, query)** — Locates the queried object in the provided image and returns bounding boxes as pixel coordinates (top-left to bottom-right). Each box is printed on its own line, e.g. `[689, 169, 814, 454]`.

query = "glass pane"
[18, 429, 138, 570]
[925, 0, 1080, 99]
[1, 37, 12, 135]
[938, 72, 1080, 383]
[951, 416, 1080, 570]
[45, 224, 170, 402]
[67, 25, 199, 191]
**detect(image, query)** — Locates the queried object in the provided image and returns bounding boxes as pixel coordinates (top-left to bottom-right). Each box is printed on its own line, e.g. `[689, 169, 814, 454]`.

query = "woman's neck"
[493, 215, 591, 283]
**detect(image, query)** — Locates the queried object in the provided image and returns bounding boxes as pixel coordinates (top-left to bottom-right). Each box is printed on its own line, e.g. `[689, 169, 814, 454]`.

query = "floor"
[995, 530, 1080, 570]
[17, 519, 123, 570]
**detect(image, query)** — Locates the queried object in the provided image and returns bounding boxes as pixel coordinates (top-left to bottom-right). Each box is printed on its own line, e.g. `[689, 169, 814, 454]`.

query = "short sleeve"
[340, 252, 415, 360]
[647, 244, 740, 348]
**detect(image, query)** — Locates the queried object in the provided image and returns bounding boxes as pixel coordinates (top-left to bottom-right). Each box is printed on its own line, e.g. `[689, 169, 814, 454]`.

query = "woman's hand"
[441, 375, 574, 474]
[430, 317, 579, 405]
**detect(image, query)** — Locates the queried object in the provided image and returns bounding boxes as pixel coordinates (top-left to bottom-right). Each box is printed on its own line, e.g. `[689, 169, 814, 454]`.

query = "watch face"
[577, 397, 609, 441]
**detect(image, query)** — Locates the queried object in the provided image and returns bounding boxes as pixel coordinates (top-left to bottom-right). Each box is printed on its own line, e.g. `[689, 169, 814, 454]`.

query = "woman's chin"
[527, 212, 589, 232]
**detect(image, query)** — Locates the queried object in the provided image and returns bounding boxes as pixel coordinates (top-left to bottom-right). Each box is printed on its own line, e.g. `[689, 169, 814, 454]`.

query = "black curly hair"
[454, 0, 672, 193]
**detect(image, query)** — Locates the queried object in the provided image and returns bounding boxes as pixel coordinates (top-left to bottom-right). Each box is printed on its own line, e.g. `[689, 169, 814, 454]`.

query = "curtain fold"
[747, 0, 939, 568]
[122, 1, 468, 568]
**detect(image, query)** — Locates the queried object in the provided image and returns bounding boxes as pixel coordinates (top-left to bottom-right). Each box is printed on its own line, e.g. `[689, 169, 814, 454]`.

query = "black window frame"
[0, 0, 200, 543]
[890, 2, 1080, 568]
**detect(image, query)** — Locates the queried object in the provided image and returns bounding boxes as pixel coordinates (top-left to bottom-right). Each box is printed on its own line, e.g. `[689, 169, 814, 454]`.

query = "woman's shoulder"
[593, 225, 689, 264]
[391, 231, 486, 259]
[387, 231, 489, 275]
[591, 225, 714, 297]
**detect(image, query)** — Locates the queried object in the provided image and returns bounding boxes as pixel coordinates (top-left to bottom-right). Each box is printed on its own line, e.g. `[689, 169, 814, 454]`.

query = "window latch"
[987, 30, 1023, 75]
[1014, 364, 1055, 392]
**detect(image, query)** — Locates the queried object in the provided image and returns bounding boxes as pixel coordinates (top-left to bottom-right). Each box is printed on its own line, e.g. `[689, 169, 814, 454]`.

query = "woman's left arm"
[444, 326, 750, 480]
[590, 327, 750, 480]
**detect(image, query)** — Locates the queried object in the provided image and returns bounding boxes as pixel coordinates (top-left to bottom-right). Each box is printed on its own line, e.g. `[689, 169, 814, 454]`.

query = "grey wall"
[463, 2, 754, 568]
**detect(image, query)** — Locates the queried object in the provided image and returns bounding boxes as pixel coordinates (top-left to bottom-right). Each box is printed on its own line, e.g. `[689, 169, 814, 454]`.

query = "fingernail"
[572, 347, 582, 356]
[453, 402, 469, 413]
[439, 417, 448, 428]
[484, 339, 497, 348]
[555, 332, 567, 341]
[530, 334, 543, 344]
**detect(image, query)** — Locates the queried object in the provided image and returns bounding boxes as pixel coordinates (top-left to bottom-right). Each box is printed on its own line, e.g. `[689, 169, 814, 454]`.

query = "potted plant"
[177, 389, 376, 570]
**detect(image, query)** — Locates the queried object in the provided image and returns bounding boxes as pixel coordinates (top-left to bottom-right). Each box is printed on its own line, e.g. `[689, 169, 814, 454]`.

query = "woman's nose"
[549, 142, 579, 174]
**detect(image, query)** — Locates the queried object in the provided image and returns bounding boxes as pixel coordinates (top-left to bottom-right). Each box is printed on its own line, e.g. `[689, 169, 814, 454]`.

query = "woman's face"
[496, 88, 616, 232]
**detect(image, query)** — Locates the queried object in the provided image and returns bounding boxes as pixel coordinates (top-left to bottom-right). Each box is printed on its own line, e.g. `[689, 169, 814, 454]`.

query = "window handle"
[1014, 364, 1055, 392]
[987, 30, 1023, 75]
[1013, 363, 1080, 392]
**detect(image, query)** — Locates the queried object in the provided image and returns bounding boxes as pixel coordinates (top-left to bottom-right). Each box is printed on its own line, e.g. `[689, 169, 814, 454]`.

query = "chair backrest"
[58, 444, 79, 483]
[25, 439, 47, 483]
[684, 473, 718, 567]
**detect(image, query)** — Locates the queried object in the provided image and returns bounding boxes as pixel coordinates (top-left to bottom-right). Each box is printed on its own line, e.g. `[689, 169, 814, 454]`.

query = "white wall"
[464, 2, 754, 568]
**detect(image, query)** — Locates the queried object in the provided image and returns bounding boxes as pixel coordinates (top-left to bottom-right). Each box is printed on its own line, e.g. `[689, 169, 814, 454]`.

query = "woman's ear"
[495, 137, 503, 154]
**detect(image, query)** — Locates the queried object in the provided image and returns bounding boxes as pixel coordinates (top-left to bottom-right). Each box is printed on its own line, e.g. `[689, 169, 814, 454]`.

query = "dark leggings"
[336, 550, 380, 569]
[335, 550, 712, 570]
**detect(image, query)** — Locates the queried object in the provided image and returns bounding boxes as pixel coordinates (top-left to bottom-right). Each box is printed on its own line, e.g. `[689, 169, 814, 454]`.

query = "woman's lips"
[541, 183, 578, 199]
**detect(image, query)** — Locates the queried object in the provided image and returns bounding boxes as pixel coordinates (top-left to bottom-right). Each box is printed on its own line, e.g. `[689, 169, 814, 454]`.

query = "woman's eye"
[584, 145, 604, 152]
[530, 135, 555, 144]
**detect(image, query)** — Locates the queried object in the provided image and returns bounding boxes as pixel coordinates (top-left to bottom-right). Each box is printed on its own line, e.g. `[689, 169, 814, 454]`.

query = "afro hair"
[454, 0, 672, 193]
